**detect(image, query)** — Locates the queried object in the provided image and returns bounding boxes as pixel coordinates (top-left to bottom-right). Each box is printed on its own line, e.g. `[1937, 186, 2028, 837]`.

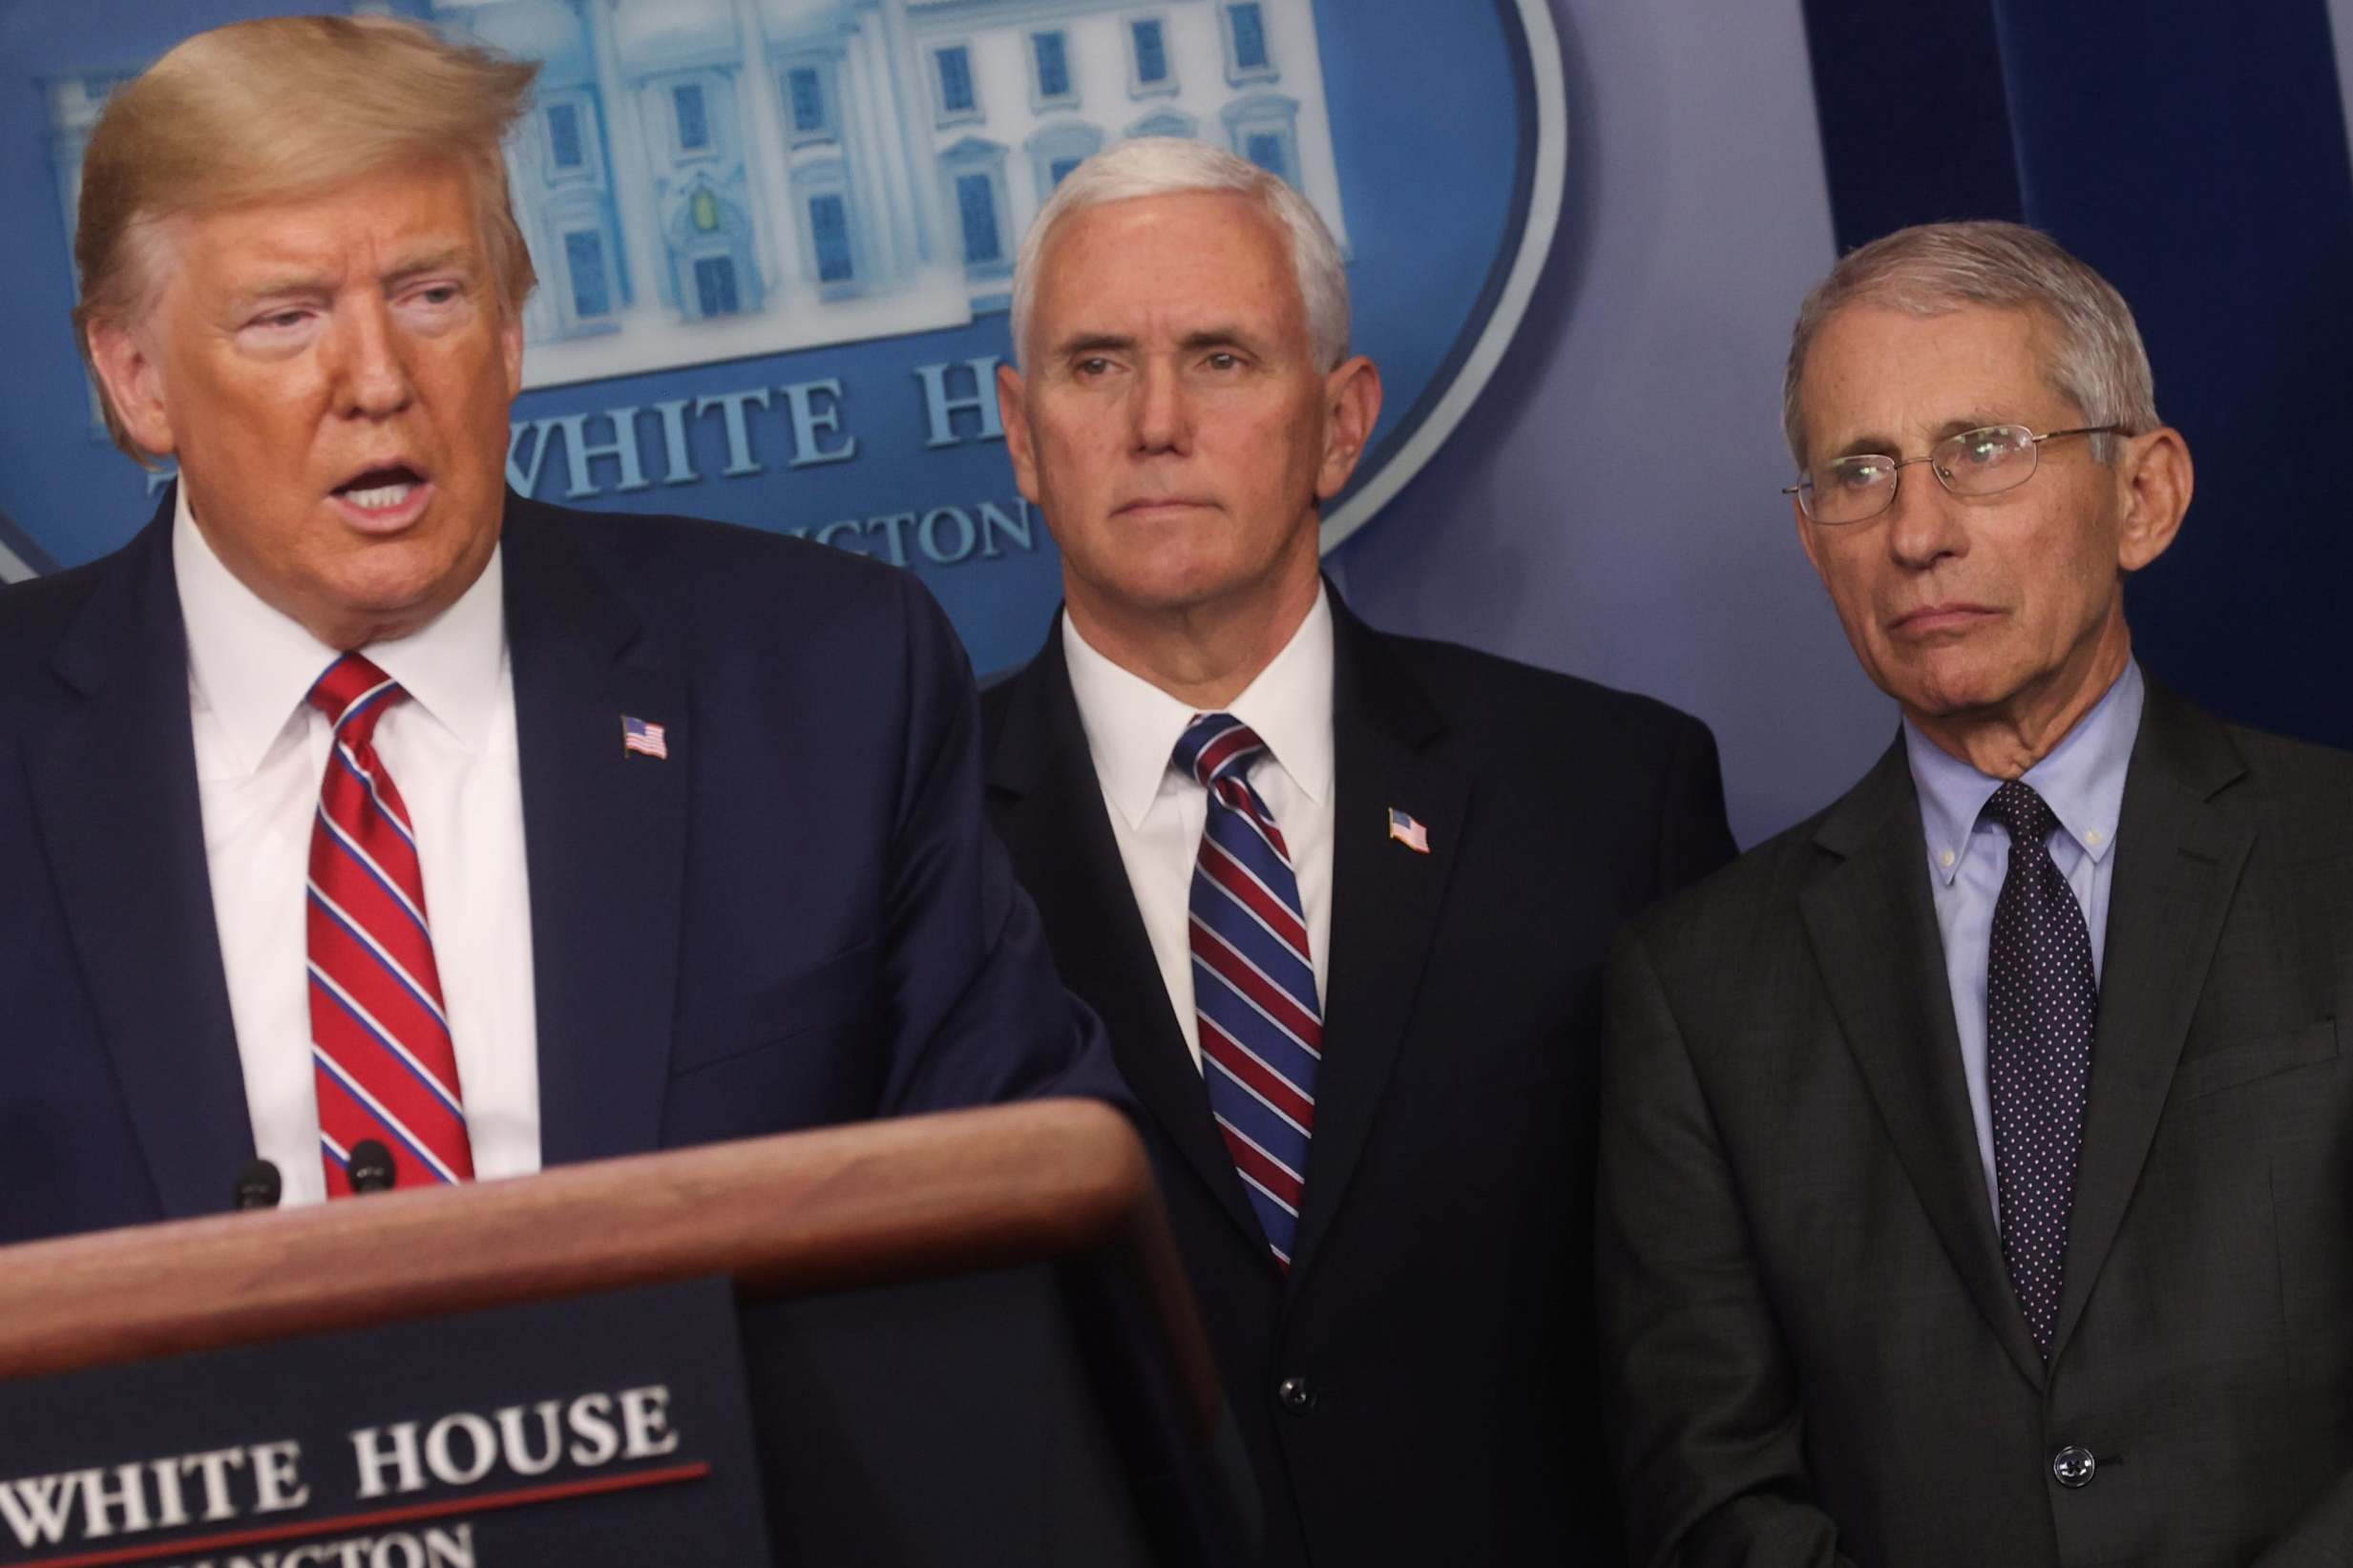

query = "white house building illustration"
[436, 0, 1349, 387]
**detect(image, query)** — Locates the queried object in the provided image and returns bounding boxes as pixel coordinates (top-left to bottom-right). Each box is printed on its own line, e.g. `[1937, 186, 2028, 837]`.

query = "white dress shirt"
[1061, 589, 1335, 1068]
[176, 487, 541, 1206]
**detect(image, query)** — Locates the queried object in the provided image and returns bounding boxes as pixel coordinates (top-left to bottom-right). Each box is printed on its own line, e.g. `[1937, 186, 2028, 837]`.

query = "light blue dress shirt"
[1903, 659, 2144, 1226]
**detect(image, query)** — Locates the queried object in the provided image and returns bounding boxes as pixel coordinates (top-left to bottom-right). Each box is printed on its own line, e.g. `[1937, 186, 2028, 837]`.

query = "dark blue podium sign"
[0, 1278, 768, 1567]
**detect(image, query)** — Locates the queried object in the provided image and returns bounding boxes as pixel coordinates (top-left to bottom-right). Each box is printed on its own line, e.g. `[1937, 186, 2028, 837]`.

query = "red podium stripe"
[14, 1462, 714, 1568]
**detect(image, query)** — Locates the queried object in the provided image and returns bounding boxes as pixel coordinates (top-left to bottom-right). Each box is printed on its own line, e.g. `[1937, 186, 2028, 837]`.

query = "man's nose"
[1129, 359, 1191, 453]
[327, 301, 415, 420]
[1883, 460, 1969, 569]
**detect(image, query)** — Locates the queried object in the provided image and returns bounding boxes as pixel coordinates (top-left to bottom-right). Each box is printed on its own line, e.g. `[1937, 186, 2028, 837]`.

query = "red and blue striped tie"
[305, 653, 473, 1196]
[1176, 714, 1319, 1269]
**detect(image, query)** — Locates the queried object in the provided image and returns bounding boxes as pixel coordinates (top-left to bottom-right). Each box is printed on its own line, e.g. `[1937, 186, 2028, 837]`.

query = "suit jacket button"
[1277, 1376, 1315, 1414]
[2050, 1446, 2096, 1489]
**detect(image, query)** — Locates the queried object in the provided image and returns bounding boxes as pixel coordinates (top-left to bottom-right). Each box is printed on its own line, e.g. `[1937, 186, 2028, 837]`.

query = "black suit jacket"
[983, 592, 1735, 1566]
[0, 492, 1120, 1242]
[1599, 679, 2353, 1567]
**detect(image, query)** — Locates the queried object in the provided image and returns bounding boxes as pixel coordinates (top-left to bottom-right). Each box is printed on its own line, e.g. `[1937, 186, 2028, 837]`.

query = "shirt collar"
[1061, 583, 1335, 830]
[174, 482, 508, 776]
[1904, 658, 2144, 885]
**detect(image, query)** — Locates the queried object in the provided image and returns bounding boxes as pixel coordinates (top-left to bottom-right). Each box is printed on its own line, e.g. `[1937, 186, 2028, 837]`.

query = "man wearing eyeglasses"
[1599, 220, 2353, 1566]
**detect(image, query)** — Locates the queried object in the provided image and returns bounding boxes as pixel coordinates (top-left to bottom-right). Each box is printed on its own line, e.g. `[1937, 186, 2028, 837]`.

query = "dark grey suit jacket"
[1599, 679, 2353, 1567]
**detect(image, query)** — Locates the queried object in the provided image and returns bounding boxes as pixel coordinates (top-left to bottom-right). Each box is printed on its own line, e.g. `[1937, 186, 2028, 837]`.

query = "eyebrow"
[1177, 327, 1256, 352]
[1050, 332, 1137, 359]
[1046, 325, 1267, 360]
[226, 271, 333, 311]
[1830, 411, 2014, 460]
[382, 246, 477, 288]
[226, 247, 478, 312]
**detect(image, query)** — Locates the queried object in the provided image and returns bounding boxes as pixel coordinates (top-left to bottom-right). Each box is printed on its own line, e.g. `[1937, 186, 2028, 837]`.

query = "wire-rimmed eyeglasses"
[1782, 423, 2126, 526]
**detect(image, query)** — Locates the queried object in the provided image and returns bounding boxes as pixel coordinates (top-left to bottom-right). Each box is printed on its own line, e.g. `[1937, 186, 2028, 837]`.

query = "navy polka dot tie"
[1983, 780, 2097, 1355]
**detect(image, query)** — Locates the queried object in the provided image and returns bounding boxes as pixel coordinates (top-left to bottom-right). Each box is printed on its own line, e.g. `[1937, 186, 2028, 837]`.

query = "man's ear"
[86, 317, 179, 459]
[1794, 492, 1827, 581]
[501, 308, 525, 402]
[997, 362, 1040, 504]
[2114, 425, 2192, 573]
[1313, 355, 1383, 501]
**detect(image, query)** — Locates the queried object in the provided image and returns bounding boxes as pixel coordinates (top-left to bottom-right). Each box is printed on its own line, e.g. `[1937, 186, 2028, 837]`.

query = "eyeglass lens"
[1802, 424, 2039, 524]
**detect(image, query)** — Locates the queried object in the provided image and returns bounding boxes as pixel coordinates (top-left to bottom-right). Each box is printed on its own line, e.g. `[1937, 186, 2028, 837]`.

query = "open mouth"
[333, 465, 428, 513]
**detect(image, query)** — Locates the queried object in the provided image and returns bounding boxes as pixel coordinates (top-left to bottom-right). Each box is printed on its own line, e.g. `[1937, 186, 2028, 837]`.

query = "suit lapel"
[500, 503, 688, 1165]
[2046, 681, 2252, 1363]
[26, 501, 256, 1216]
[1286, 598, 1469, 1283]
[1800, 741, 2048, 1389]
[985, 624, 1268, 1252]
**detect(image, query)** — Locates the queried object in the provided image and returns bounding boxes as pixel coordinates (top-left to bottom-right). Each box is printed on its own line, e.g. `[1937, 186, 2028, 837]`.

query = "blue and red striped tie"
[1176, 713, 1319, 1269]
[305, 653, 473, 1196]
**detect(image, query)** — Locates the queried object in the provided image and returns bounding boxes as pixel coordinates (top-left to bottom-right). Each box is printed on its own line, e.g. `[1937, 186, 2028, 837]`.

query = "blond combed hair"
[73, 14, 539, 460]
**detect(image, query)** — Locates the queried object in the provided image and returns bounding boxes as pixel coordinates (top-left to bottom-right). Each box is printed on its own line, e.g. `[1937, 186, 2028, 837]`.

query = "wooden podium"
[0, 1101, 1249, 1566]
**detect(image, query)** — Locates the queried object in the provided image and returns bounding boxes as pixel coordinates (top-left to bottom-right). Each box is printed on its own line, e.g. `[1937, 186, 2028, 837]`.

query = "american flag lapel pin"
[621, 715, 669, 760]
[1387, 806, 1431, 853]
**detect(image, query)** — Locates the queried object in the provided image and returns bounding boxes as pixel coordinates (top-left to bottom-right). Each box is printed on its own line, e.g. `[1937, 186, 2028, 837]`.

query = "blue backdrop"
[3, 0, 2345, 846]
[1797, 0, 2353, 755]
[0, 0, 1546, 680]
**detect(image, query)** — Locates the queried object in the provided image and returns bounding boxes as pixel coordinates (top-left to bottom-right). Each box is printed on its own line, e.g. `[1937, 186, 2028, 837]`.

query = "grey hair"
[1009, 138, 1349, 369]
[1781, 220, 2158, 470]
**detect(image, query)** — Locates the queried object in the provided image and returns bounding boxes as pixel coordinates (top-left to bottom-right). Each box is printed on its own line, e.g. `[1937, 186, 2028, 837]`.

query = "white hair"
[1782, 220, 2159, 470]
[1008, 138, 1349, 369]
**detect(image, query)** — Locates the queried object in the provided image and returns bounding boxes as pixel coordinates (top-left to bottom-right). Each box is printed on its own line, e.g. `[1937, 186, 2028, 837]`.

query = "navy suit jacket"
[0, 491, 1120, 1243]
[983, 593, 1736, 1566]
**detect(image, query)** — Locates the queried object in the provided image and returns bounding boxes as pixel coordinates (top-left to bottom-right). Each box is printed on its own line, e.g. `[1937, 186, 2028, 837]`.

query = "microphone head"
[347, 1139, 398, 1194]
[232, 1159, 283, 1211]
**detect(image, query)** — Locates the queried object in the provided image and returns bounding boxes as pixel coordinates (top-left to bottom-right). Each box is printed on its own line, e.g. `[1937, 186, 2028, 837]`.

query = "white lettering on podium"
[0, 1472, 75, 1546]
[150, 1453, 192, 1529]
[421, 1414, 497, 1488]
[79, 1462, 151, 1537]
[0, 1444, 305, 1550]
[345, 1386, 677, 1498]
[3, 1383, 685, 1554]
[180, 1448, 250, 1521]
[347, 1423, 422, 1501]
[493, 1402, 564, 1477]
[251, 1443, 309, 1515]
[564, 1392, 620, 1469]
[617, 1387, 679, 1460]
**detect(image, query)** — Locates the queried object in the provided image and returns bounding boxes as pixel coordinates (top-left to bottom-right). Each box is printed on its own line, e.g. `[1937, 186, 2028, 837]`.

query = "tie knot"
[1983, 779, 2060, 847]
[307, 652, 407, 745]
[1174, 713, 1267, 789]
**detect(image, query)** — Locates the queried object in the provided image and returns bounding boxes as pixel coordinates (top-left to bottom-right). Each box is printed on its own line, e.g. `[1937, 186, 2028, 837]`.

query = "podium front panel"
[0, 1279, 769, 1566]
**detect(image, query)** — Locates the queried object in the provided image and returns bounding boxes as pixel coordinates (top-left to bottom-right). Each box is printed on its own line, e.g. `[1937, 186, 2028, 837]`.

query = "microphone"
[347, 1140, 398, 1194]
[232, 1159, 283, 1211]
